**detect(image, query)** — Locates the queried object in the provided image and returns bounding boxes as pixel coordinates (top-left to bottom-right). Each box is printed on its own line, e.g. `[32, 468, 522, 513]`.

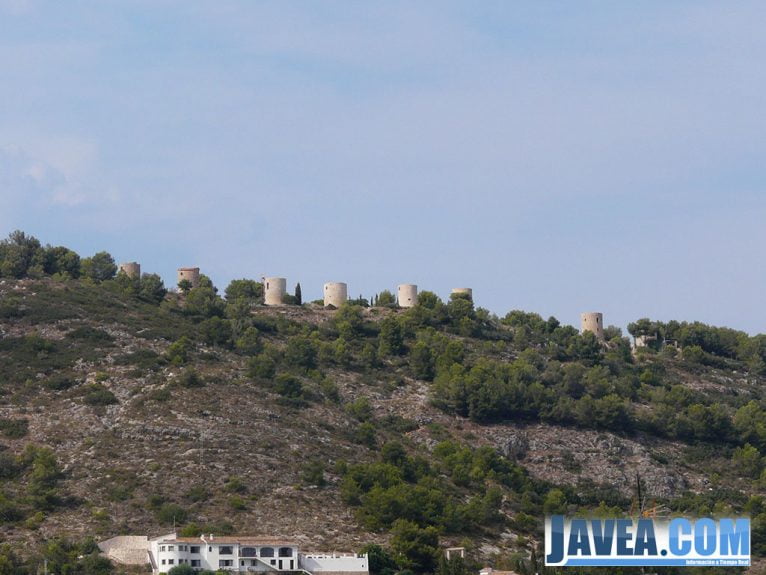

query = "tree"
[168, 564, 196, 575]
[410, 341, 435, 380]
[139, 273, 167, 304]
[390, 519, 439, 573]
[155, 503, 189, 525]
[295, 283, 302, 305]
[567, 332, 603, 364]
[114, 268, 139, 296]
[166, 336, 193, 365]
[0, 544, 24, 575]
[78, 553, 113, 574]
[284, 335, 317, 370]
[41, 245, 81, 278]
[732, 444, 763, 478]
[301, 460, 326, 487]
[360, 544, 398, 575]
[378, 317, 405, 356]
[225, 279, 263, 303]
[0, 230, 42, 278]
[199, 317, 233, 347]
[377, 290, 396, 307]
[248, 352, 276, 379]
[627, 318, 662, 338]
[683, 345, 705, 364]
[543, 488, 567, 514]
[436, 554, 469, 575]
[333, 304, 365, 339]
[235, 327, 262, 355]
[81, 251, 117, 282]
[734, 401, 766, 447]
[178, 279, 193, 293]
[603, 325, 623, 340]
[185, 286, 225, 317]
[417, 291, 441, 309]
[274, 374, 304, 399]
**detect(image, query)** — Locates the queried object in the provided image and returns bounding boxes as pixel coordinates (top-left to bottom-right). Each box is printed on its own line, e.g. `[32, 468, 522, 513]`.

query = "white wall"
[301, 554, 368, 572]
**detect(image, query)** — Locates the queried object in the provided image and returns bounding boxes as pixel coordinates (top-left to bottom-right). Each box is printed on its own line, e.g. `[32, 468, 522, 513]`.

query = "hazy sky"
[1, 1, 765, 333]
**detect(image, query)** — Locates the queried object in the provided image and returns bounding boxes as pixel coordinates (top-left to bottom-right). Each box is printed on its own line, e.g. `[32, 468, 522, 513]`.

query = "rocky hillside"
[1, 273, 765, 574]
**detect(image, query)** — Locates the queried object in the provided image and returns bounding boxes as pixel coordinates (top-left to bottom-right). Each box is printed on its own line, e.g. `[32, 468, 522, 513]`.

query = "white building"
[100, 533, 368, 575]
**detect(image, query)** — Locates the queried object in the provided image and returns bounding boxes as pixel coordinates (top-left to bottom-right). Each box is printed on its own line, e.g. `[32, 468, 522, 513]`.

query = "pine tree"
[295, 283, 302, 305]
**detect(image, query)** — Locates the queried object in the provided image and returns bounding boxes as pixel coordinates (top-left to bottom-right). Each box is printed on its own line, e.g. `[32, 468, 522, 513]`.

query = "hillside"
[1, 244, 766, 573]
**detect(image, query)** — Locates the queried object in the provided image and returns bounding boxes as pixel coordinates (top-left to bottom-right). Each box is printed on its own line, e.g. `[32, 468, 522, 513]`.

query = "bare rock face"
[481, 424, 696, 499]
[499, 432, 529, 460]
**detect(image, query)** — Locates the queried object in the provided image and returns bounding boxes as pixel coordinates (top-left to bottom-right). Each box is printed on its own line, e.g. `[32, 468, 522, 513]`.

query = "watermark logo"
[545, 515, 750, 567]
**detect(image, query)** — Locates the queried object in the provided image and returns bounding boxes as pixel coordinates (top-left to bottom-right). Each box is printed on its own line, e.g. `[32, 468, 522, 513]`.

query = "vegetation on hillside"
[0, 231, 764, 574]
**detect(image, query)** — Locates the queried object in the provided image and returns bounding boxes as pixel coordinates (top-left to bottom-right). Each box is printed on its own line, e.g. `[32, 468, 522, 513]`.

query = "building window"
[219, 546, 234, 555]
[168, 546, 174, 551]
[279, 547, 292, 557]
[271, 559, 276, 565]
[161, 560, 166, 565]
[191, 560, 201, 567]
[242, 547, 257, 558]
[261, 547, 275, 557]
[219, 560, 233, 567]
[168, 559, 174, 565]
[190, 546, 200, 554]
[209, 547, 213, 552]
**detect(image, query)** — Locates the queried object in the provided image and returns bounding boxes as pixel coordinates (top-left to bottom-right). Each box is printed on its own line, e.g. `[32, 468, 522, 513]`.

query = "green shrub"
[284, 336, 317, 370]
[199, 317, 233, 348]
[302, 461, 326, 487]
[185, 486, 210, 503]
[235, 327, 262, 355]
[177, 369, 204, 388]
[148, 388, 171, 402]
[43, 374, 78, 391]
[353, 422, 377, 448]
[229, 496, 246, 511]
[0, 453, 21, 479]
[224, 476, 246, 494]
[166, 336, 193, 365]
[0, 418, 29, 438]
[247, 353, 276, 379]
[155, 503, 189, 525]
[274, 374, 304, 398]
[66, 326, 114, 343]
[345, 397, 373, 421]
[81, 384, 118, 406]
[178, 523, 203, 537]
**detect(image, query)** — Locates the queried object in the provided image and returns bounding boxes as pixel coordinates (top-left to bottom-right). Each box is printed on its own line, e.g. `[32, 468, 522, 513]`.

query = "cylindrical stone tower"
[323, 282, 348, 308]
[580, 312, 604, 339]
[118, 262, 140, 279]
[263, 277, 287, 306]
[177, 267, 201, 289]
[397, 284, 418, 308]
[451, 288, 473, 301]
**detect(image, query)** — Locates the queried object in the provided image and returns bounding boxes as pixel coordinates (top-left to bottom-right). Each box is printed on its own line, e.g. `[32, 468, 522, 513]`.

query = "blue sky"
[1, 1, 765, 333]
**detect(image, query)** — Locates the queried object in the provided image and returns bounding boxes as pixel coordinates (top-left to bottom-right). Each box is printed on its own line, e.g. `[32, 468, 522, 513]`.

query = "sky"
[1, 1, 765, 333]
